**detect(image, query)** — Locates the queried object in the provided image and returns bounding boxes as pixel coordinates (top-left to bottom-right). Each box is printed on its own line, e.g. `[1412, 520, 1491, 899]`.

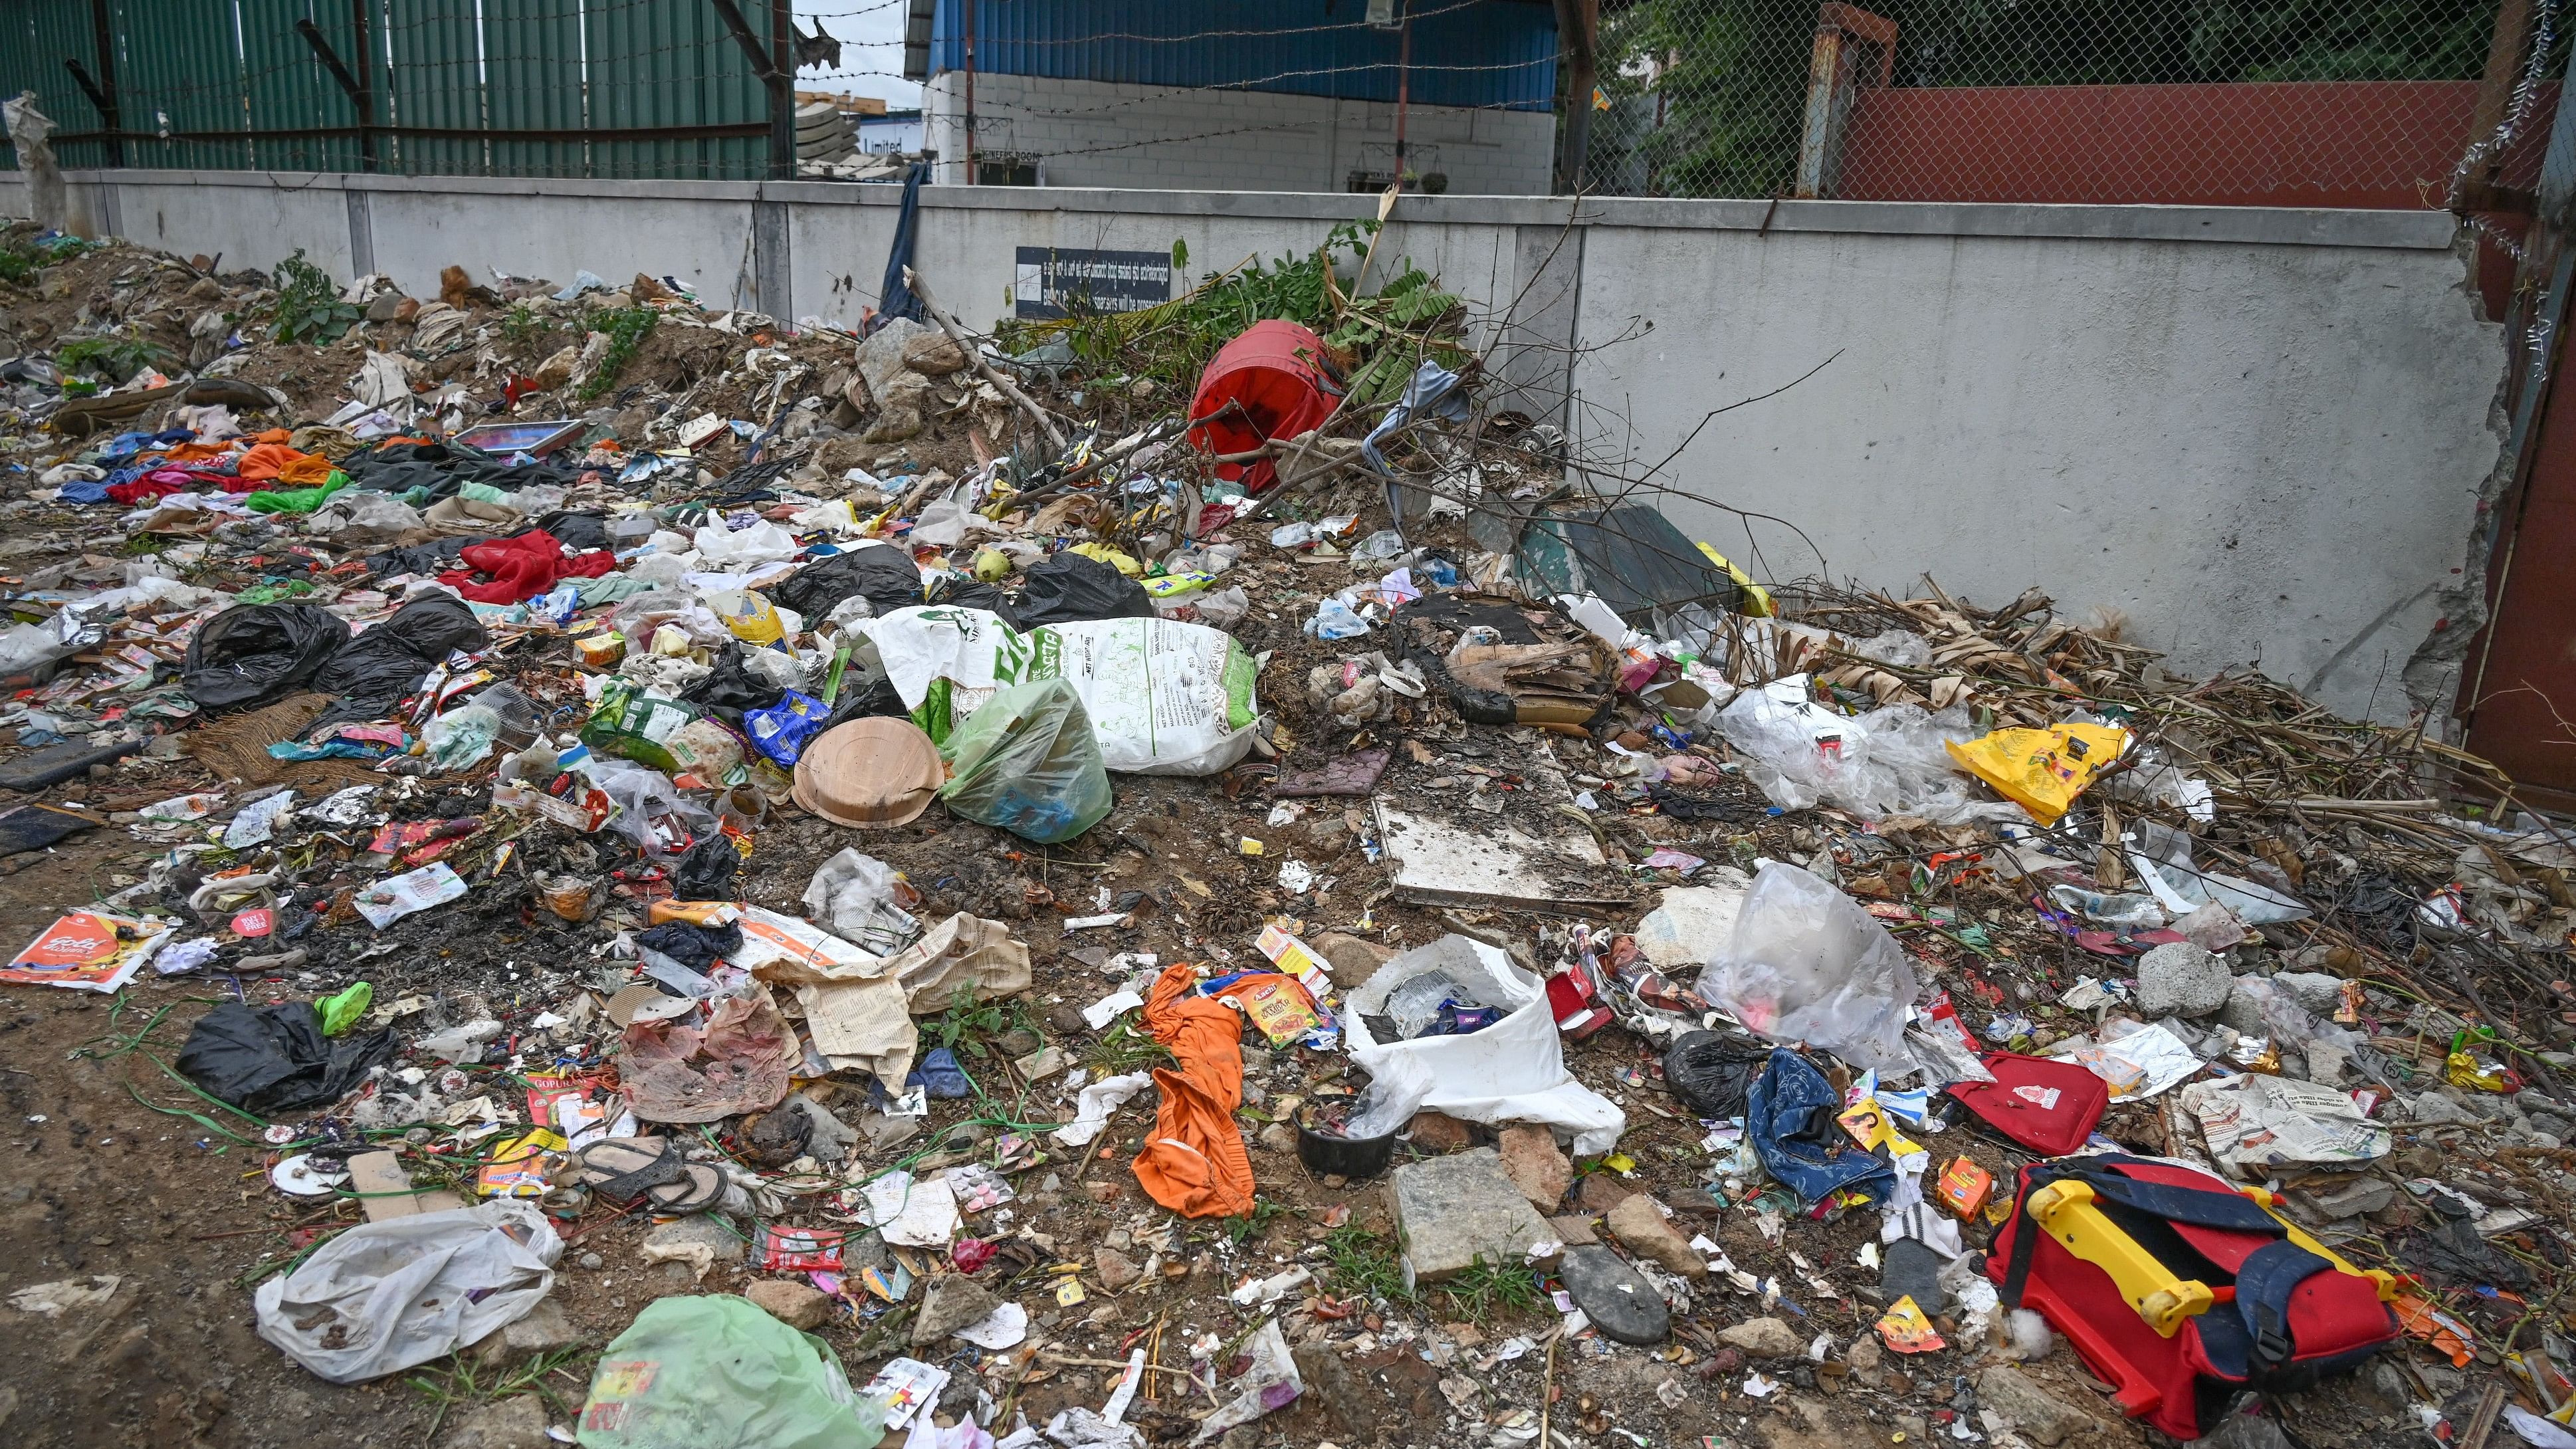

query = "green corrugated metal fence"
[0, 0, 771, 179]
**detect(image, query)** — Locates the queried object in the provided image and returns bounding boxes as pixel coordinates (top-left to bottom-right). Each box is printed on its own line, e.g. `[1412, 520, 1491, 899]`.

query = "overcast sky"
[793, 0, 924, 110]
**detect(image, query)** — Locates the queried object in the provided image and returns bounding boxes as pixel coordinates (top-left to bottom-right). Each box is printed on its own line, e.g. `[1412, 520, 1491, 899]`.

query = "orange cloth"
[161, 441, 229, 463]
[236, 442, 308, 481]
[276, 453, 338, 487]
[254, 427, 292, 444]
[1130, 963, 1255, 1219]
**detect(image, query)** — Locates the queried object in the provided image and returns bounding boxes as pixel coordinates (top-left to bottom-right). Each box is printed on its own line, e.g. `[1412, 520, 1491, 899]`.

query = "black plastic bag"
[1663, 1029, 1773, 1119]
[683, 643, 789, 723]
[635, 917, 743, 969]
[175, 1002, 399, 1115]
[532, 510, 613, 552]
[772, 544, 923, 621]
[181, 604, 352, 713]
[670, 834, 742, 901]
[311, 594, 490, 723]
[925, 574, 1021, 631]
[1014, 551, 1151, 627]
[821, 668, 911, 729]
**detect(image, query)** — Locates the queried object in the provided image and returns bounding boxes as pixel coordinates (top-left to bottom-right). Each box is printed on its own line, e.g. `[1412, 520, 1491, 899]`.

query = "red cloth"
[1186, 320, 1338, 493]
[437, 528, 617, 604]
[106, 477, 185, 505]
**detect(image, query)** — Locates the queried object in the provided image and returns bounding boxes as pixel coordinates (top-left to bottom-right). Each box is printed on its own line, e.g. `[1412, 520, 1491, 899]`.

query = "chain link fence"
[1572, 0, 2564, 208]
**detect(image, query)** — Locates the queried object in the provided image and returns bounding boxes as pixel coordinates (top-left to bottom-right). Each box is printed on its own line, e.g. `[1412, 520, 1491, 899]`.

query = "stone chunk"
[1978, 1365, 2107, 1446]
[1549, 1214, 1600, 1247]
[444, 1396, 550, 1449]
[1716, 1316, 1802, 1359]
[1390, 1147, 1556, 1287]
[1095, 1247, 1142, 1292]
[1496, 1124, 1572, 1212]
[1605, 1194, 1709, 1281]
[745, 1280, 833, 1331]
[1407, 1111, 1473, 1153]
[911, 1275, 1001, 1347]
[2136, 942, 2231, 1018]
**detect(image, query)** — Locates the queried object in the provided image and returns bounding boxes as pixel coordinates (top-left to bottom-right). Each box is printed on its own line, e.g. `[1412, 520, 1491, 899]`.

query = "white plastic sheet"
[1344, 935, 1625, 1156]
[1699, 863, 1920, 1072]
[253, 1200, 562, 1383]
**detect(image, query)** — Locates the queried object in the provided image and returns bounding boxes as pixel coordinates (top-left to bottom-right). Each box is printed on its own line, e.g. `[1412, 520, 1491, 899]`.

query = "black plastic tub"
[1295, 1101, 1398, 1178]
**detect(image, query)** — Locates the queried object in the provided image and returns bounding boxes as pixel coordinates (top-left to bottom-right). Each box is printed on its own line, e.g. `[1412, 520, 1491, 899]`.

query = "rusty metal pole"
[1552, 0, 1598, 193]
[768, 0, 795, 179]
[1394, 1, 1411, 190]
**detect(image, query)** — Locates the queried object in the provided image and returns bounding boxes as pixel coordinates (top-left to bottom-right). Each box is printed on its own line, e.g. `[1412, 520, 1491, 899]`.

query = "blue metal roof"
[926, 0, 1559, 111]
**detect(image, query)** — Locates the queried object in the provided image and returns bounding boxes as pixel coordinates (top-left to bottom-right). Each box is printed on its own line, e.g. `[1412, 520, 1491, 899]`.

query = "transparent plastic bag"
[589, 759, 717, 855]
[935, 677, 1113, 845]
[421, 705, 501, 771]
[1699, 862, 1920, 1071]
[1713, 678, 1986, 823]
[802, 848, 923, 955]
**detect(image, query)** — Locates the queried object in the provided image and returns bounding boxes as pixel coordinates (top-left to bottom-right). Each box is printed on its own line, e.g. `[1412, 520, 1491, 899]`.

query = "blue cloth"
[95, 428, 191, 465]
[58, 479, 110, 504]
[869, 162, 931, 334]
[1746, 1048, 1893, 1208]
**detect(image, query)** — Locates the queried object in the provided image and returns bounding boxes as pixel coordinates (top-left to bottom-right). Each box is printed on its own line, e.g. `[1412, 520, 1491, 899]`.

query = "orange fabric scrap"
[276, 453, 338, 487]
[235, 442, 310, 481]
[1130, 962, 1255, 1219]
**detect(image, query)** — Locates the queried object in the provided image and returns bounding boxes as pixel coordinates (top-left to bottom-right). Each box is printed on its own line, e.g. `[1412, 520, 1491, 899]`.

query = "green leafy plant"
[1216, 1195, 1289, 1248]
[405, 1345, 593, 1438]
[0, 233, 92, 284]
[268, 249, 361, 344]
[1081, 1018, 1174, 1076]
[1323, 1223, 1413, 1301]
[1438, 1256, 1543, 1325]
[1004, 221, 1465, 413]
[576, 305, 659, 401]
[928, 989, 1018, 1061]
[500, 302, 552, 350]
[56, 332, 173, 384]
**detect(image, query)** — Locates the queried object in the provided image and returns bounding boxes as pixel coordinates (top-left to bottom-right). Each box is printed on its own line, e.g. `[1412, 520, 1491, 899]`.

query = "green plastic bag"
[576, 1295, 884, 1449]
[316, 982, 372, 1036]
[936, 677, 1113, 845]
[245, 473, 350, 514]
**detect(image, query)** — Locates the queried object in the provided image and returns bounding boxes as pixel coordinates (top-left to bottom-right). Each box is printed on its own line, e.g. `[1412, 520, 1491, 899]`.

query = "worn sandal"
[576, 1137, 685, 1203]
[576, 1137, 725, 1214]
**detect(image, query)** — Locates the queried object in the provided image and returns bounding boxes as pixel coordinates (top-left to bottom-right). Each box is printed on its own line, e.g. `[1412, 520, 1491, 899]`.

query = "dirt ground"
[0, 604, 2427, 1449]
[0, 232, 2509, 1449]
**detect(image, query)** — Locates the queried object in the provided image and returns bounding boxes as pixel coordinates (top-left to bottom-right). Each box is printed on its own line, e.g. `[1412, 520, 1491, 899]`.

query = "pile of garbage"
[1, 216, 2573, 1449]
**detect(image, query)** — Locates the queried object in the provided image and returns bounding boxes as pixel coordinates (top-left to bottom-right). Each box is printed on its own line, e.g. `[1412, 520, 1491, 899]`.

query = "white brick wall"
[922, 72, 1555, 195]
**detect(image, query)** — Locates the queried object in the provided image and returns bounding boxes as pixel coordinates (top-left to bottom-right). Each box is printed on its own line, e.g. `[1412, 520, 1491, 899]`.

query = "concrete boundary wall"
[4, 169, 2500, 723]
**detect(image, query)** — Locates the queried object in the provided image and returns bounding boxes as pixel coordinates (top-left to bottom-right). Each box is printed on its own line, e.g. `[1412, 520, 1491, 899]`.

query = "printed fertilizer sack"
[863, 605, 1261, 776]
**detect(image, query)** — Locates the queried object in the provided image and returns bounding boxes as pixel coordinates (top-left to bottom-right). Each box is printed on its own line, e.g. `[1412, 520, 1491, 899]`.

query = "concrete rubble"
[0, 221, 2565, 1448]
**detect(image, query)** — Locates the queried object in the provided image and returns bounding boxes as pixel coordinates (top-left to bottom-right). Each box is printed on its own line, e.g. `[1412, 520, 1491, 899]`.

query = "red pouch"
[1947, 1051, 2108, 1155]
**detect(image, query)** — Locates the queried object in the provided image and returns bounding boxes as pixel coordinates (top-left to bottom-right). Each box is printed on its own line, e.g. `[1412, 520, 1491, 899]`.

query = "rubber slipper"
[644, 1163, 725, 1214]
[576, 1137, 687, 1204]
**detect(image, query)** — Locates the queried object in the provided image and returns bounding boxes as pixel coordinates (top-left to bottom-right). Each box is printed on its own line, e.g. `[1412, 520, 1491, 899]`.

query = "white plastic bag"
[1699, 862, 1920, 1071]
[1344, 935, 1626, 1155]
[863, 606, 1263, 776]
[693, 520, 800, 568]
[253, 1200, 561, 1383]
